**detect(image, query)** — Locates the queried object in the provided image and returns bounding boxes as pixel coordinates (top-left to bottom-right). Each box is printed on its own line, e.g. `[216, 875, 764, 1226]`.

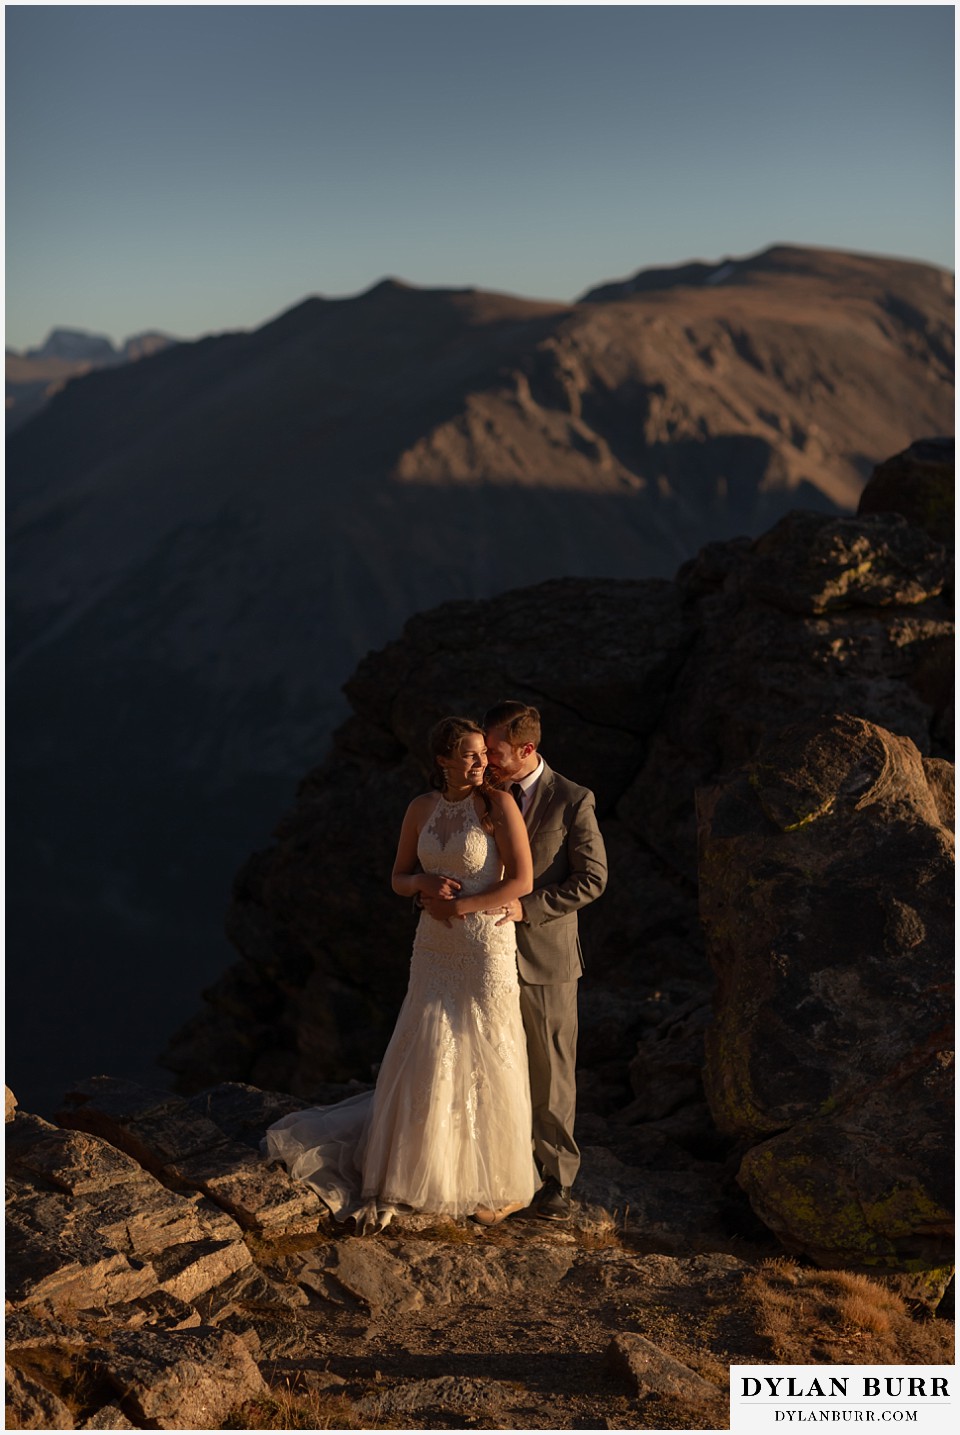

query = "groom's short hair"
[482, 700, 541, 750]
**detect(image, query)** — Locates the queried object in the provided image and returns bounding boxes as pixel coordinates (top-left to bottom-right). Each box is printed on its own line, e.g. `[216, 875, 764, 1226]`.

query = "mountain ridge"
[577, 240, 955, 301]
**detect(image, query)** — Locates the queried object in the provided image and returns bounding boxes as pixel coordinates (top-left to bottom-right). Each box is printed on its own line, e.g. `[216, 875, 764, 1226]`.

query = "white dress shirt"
[510, 756, 544, 816]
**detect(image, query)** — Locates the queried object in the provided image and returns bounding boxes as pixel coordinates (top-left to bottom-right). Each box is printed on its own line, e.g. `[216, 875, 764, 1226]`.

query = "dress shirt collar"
[513, 756, 544, 799]
[507, 757, 545, 815]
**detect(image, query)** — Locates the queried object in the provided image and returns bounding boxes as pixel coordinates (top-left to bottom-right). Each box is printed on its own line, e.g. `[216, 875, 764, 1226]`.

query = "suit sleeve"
[520, 791, 608, 927]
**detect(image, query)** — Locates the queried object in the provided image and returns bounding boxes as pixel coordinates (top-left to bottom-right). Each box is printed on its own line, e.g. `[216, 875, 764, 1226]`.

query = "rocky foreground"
[4, 1077, 953, 1431]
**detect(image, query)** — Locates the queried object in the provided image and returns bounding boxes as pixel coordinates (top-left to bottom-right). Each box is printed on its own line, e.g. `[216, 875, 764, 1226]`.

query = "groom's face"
[485, 725, 531, 782]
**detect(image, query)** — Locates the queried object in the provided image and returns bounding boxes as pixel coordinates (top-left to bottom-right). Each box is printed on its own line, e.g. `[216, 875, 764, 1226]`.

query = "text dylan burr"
[741, 1378, 950, 1399]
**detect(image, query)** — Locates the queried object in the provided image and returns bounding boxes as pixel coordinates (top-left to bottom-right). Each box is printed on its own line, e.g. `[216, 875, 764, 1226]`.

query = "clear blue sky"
[5, 2, 955, 349]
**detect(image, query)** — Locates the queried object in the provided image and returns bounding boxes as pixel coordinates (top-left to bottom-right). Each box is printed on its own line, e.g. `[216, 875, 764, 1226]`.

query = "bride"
[264, 716, 539, 1230]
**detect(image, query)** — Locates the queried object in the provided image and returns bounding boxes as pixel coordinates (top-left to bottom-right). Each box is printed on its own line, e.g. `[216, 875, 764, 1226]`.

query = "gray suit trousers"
[519, 976, 580, 1189]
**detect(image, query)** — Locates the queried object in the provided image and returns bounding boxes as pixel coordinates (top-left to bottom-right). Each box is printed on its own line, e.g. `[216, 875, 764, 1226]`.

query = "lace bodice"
[417, 794, 502, 897]
[412, 791, 518, 981]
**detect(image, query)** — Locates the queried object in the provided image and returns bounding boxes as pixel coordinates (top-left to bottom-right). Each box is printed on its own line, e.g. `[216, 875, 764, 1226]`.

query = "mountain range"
[5, 242, 954, 1112]
[6, 327, 175, 432]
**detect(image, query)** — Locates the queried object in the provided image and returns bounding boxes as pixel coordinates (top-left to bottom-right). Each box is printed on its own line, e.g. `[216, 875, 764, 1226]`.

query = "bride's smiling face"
[439, 733, 487, 788]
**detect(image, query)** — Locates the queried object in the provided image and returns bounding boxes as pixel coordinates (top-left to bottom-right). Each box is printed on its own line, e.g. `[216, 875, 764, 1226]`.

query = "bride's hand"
[419, 874, 462, 900]
[420, 893, 466, 925]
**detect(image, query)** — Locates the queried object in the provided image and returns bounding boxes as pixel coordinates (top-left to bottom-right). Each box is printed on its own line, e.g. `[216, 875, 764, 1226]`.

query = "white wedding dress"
[264, 793, 539, 1229]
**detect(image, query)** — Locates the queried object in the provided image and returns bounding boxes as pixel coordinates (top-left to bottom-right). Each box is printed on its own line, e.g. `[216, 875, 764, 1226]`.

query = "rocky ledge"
[4, 1075, 954, 1431]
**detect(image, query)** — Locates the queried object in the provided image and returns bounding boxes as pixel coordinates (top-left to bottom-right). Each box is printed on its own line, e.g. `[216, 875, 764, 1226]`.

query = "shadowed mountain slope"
[5, 245, 954, 1112]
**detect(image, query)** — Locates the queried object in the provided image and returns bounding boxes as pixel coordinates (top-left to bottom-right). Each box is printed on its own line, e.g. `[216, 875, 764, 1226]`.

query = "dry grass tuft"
[742, 1259, 954, 1365]
[8, 1344, 118, 1425]
[820, 1271, 906, 1337]
[759, 1255, 804, 1286]
[835, 1292, 896, 1336]
[573, 1221, 623, 1252]
[245, 1229, 333, 1262]
[223, 1384, 387, 1430]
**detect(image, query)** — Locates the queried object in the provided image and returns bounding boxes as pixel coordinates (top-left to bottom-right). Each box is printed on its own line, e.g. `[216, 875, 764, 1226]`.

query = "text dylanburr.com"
[730, 1368, 953, 1434]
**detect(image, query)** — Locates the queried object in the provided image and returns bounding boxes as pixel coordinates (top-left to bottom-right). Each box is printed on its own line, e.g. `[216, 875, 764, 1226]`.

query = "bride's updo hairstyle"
[428, 715, 496, 832]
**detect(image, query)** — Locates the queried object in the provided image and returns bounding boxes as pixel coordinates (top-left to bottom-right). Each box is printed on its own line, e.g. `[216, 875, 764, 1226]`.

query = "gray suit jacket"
[515, 760, 608, 984]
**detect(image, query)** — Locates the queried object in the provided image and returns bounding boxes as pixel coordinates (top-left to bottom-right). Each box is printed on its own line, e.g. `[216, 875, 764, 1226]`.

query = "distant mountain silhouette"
[5, 243, 954, 1112]
[27, 327, 119, 363]
[5, 327, 176, 432]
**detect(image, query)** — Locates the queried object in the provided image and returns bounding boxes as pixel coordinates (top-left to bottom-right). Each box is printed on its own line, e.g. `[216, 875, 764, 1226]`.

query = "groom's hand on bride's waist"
[485, 898, 524, 926]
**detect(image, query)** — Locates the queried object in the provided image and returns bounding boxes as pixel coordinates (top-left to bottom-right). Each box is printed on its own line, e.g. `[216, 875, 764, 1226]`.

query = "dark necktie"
[511, 782, 524, 808]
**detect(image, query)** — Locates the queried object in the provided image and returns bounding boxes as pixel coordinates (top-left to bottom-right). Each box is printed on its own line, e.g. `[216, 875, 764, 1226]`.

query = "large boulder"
[628, 508, 951, 880]
[699, 714, 953, 1291]
[858, 437, 955, 548]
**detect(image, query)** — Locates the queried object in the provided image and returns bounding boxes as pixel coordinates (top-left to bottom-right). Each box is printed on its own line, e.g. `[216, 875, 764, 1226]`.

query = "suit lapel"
[523, 760, 556, 838]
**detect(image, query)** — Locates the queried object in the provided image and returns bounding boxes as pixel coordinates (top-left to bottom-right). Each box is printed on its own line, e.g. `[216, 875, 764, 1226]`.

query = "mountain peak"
[27, 327, 118, 363]
[363, 277, 417, 297]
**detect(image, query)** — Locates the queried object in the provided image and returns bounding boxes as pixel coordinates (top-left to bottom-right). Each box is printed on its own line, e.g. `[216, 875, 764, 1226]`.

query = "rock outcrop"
[605, 1331, 727, 1421]
[699, 715, 953, 1293]
[858, 436, 955, 547]
[4, 1078, 306, 1429]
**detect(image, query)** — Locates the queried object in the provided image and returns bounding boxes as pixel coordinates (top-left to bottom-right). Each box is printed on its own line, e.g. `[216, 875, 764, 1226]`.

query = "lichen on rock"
[699, 715, 953, 1289]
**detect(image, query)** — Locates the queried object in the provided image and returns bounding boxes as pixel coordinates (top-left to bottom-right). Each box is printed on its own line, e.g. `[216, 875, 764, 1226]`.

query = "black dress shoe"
[537, 1178, 573, 1222]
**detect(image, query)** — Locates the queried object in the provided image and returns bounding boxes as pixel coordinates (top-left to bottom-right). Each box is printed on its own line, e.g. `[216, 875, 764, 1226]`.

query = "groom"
[483, 700, 607, 1221]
